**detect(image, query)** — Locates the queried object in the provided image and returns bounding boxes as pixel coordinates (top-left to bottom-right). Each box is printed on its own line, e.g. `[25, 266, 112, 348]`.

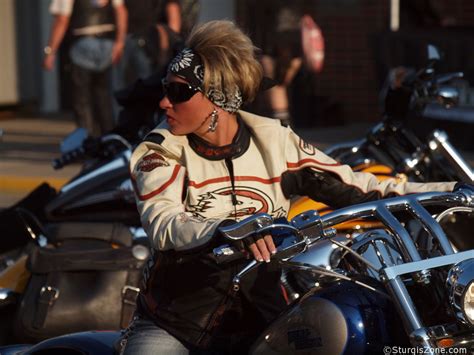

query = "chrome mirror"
[0, 288, 18, 307]
[436, 86, 460, 108]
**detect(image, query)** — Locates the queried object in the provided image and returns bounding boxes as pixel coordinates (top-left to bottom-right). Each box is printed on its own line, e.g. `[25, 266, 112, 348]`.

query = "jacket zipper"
[224, 157, 238, 219]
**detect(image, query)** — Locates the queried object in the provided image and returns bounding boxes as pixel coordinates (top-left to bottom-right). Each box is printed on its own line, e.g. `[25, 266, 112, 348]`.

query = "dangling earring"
[208, 109, 219, 132]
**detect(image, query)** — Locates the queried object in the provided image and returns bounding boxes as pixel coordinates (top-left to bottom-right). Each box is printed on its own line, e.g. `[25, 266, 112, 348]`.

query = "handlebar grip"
[52, 146, 85, 170]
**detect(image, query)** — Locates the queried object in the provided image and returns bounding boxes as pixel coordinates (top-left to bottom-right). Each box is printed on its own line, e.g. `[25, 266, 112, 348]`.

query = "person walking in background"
[113, 0, 183, 93]
[155, 0, 183, 70]
[43, 0, 127, 137]
[243, 0, 324, 127]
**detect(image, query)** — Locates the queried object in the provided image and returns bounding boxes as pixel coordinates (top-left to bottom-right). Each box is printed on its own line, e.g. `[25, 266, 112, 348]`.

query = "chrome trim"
[386, 276, 424, 333]
[232, 260, 258, 291]
[320, 191, 468, 229]
[376, 206, 423, 263]
[408, 200, 454, 255]
[227, 190, 474, 348]
[457, 188, 474, 207]
[282, 261, 390, 298]
[410, 328, 436, 350]
[413, 324, 474, 350]
[447, 259, 474, 325]
[323, 139, 365, 157]
[131, 245, 150, 261]
[219, 214, 274, 240]
[0, 288, 18, 307]
[60, 151, 131, 193]
[100, 134, 133, 150]
[429, 130, 474, 183]
[288, 235, 349, 270]
[255, 224, 300, 237]
[312, 190, 473, 341]
[331, 238, 381, 272]
[436, 207, 474, 223]
[383, 250, 474, 280]
[348, 230, 405, 281]
[291, 210, 323, 240]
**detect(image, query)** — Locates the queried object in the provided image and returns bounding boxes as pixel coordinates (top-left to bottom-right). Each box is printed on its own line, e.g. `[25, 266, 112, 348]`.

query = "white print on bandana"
[170, 48, 195, 72]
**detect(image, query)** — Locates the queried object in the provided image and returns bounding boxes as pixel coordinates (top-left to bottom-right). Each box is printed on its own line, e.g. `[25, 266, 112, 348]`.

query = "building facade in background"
[2, 0, 473, 128]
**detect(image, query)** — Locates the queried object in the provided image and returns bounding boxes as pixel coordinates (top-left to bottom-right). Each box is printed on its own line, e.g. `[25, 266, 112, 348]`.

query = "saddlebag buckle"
[33, 286, 60, 329]
[122, 285, 140, 306]
[121, 285, 140, 328]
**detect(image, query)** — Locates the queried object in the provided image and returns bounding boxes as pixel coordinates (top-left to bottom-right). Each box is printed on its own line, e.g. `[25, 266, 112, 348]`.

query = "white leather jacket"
[130, 111, 455, 251]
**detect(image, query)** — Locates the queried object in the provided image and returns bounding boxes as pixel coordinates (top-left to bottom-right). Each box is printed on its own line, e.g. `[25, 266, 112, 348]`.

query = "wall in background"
[0, 0, 19, 105]
[237, 0, 474, 127]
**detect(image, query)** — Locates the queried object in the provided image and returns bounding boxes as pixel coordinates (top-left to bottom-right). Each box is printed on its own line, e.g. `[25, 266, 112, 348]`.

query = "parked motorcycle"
[290, 45, 473, 244]
[0, 75, 163, 344]
[1, 187, 473, 354]
[0, 73, 163, 264]
[324, 44, 473, 184]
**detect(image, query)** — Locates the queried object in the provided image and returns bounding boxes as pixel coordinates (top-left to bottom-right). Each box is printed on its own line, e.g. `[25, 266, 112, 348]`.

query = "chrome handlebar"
[216, 189, 473, 289]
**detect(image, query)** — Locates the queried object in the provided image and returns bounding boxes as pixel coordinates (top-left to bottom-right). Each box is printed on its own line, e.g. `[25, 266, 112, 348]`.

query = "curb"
[0, 175, 69, 193]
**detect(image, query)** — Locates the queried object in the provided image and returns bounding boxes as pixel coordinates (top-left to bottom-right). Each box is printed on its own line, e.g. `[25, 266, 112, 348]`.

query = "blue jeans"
[111, 34, 155, 121]
[70, 62, 113, 137]
[119, 316, 189, 355]
[112, 34, 154, 91]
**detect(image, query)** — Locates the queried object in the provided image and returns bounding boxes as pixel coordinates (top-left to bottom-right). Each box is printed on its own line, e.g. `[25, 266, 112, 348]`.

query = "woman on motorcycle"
[122, 20, 456, 354]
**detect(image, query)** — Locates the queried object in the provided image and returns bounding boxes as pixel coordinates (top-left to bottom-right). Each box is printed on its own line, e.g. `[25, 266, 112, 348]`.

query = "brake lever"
[232, 260, 259, 291]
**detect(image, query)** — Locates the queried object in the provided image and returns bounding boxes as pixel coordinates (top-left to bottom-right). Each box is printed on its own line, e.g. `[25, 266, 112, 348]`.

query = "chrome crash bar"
[315, 188, 473, 349]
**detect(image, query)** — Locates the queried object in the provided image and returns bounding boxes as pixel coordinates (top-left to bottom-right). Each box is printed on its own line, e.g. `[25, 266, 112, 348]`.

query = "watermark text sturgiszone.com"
[383, 346, 468, 354]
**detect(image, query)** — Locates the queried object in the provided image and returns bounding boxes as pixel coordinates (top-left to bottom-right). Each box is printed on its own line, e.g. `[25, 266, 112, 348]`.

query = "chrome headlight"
[447, 259, 474, 326]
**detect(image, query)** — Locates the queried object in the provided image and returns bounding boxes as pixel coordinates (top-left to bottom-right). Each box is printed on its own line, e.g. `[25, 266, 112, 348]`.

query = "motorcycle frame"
[221, 189, 474, 350]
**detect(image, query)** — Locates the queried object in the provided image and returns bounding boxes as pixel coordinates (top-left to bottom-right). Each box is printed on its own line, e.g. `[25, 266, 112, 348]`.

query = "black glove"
[232, 233, 265, 253]
[453, 182, 474, 192]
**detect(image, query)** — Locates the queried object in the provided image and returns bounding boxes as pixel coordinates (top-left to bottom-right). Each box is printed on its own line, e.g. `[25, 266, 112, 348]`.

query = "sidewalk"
[0, 114, 81, 206]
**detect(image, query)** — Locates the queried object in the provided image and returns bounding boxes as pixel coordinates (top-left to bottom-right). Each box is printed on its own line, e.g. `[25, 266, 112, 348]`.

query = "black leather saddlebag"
[13, 222, 148, 342]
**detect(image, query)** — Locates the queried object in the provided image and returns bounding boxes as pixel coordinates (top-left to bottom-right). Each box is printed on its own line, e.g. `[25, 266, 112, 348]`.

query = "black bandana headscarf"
[168, 48, 243, 113]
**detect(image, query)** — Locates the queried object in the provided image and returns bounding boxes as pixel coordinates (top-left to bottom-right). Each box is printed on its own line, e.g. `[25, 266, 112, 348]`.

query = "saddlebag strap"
[32, 273, 60, 329]
[45, 222, 133, 247]
[120, 270, 141, 329]
[28, 247, 142, 273]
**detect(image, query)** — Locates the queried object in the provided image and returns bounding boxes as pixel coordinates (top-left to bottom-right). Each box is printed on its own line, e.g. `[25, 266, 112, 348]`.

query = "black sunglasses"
[162, 79, 201, 104]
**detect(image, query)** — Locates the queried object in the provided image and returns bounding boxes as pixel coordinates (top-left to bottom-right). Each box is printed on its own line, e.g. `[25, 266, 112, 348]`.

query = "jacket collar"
[187, 115, 250, 161]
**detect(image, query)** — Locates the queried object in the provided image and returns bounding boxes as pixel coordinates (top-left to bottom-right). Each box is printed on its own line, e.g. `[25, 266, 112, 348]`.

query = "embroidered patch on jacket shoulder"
[137, 153, 169, 172]
[299, 138, 316, 156]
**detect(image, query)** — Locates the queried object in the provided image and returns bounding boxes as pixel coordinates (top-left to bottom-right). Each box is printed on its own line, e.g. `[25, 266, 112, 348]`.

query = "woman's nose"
[159, 95, 172, 110]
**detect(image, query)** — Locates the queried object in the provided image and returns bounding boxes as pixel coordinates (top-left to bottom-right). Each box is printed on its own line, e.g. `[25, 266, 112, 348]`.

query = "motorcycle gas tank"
[0, 331, 120, 355]
[251, 280, 400, 354]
